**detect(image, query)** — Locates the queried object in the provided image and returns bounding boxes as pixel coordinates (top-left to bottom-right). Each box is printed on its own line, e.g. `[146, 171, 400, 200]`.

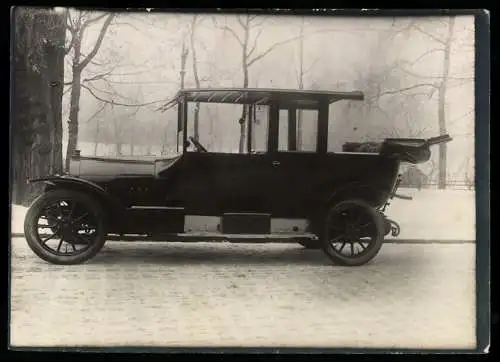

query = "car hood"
[69, 155, 181, 177]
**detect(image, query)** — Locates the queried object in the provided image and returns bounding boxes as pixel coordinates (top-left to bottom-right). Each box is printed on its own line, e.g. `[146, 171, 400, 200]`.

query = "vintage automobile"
[23, 87, 452, 266]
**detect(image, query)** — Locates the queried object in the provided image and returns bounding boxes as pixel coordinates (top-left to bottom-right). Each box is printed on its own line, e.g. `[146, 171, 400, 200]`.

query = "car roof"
[159, 87, 364, 111]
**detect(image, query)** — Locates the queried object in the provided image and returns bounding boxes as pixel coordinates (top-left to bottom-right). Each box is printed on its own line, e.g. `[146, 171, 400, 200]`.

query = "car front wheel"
[23, 189, 107, 265]
[321, 199, 385, 266]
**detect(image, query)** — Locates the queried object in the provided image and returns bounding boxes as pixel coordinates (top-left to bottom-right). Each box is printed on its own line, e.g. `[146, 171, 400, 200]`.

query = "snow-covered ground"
[384, 187, 475, 241]
[10, 240, 477, 349]
[11, 205, 26, 235]
[10, 188, 475, 241]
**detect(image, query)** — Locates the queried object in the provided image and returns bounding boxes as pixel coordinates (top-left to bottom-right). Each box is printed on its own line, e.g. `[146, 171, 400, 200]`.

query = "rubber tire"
[24, 189, 107, 265]
[297, 240, 321, 249]
[321, 199, 385, 267]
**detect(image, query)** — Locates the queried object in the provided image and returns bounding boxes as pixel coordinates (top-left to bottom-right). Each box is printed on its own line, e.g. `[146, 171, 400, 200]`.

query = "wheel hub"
[57, 218, 80, 242]
[345, 224, 359, 240]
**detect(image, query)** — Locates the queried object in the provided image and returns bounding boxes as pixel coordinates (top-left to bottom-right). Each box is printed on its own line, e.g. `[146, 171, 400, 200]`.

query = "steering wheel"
[188, 136, 208, 153]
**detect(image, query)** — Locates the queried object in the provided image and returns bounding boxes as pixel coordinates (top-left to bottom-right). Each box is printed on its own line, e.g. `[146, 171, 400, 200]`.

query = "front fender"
[30, 174, 105, 191]
[29, 175, 124, 214]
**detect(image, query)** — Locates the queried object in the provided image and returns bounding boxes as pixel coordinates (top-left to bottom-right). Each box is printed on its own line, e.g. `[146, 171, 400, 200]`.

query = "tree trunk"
[239, 66, 249, 153]
[437, 85, 447, 189]
[64, 13, 114, 169]
[236, 17, 251, 154]
[44, 15, 65, 175]
[65, 34, 82, 172]
[12, 9, 33, 204]
[110, 112, 123, 156]
[12, 8, 66, 204]
[130, 133, 135, 155]
[161, 126, 168, 155]
[180, 40, 188, 89]
[437, 17, 455, 190]
[145, 127, 152, 155]
[190, 16, 201, 141]
[93, 118, 100, 156]
[66, 68, 81, 171]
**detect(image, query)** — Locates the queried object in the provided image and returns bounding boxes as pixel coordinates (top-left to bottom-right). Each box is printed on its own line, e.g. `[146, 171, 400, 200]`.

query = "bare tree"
[160, 123, 169, 155]
[463, 156, 474, 190]
[109, 106, 140, 156]
[93, 117, 100, 155]
[343, 18, 472, 188]
[213, 15, 302, 153]
[188, 15, 215, 141]
[65, 13, 172, 159]
[293, 16, 322, 149]
[158, 26, 190, 154]
[296, 18, 306, 150]
[436, 18, 455, 189]
[402, 18, 457, 189]
[190, 15, 201, 141]
[111, 107, 124, 156]
[129, 90, 143, 155]
[393, 17, 472, 189]
[64, 10, 116, 171]
[82, 103, 107, 155]
[340, 22, 405, 142]
[179, 39, 189, 89]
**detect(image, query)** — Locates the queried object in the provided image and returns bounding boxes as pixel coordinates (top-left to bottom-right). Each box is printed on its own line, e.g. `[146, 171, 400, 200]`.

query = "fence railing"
[403, 181, 475, 190]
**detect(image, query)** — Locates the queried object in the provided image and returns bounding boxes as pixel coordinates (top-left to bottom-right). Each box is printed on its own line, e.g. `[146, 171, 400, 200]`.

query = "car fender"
[29, 175, 124, 214]
[324, 181, 388, 208]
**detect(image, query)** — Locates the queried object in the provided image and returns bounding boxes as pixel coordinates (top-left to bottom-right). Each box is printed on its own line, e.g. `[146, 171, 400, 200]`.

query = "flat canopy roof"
[159, 87, 364, 111]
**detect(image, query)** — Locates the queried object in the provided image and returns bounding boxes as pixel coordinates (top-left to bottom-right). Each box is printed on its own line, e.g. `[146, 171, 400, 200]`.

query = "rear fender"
[29, 175, 124, 217]
[325, 182, 389, 209]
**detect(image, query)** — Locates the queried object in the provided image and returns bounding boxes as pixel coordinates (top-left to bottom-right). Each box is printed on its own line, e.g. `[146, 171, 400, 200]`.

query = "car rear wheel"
[23, 189, 107, 265]
[321, 199, 384, 266]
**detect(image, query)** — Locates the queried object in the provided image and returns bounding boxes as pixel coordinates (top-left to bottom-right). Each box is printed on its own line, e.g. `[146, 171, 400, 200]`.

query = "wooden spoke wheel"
[321, 199, 385, 266]
[24, 189, 107, 265]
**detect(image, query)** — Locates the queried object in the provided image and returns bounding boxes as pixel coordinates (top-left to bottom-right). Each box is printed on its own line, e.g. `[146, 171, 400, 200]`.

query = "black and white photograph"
[9, 7, 488, 352]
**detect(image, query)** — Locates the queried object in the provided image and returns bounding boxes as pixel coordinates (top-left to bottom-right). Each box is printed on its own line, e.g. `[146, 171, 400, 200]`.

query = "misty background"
[12, 9, 475, 204]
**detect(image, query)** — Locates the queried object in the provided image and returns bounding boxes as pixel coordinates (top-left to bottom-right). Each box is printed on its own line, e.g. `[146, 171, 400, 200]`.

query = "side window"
[251, 105, 269, 153]
[278, 110, 289, 151]
[297, 109, 318, 152]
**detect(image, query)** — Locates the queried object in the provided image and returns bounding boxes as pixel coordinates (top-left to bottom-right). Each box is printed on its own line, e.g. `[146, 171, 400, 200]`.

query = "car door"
[249, 109, 295, 217]
[266, 151, 326, 218]
[262, 108, 323, 218]
[173, 151, 271, 216]
[212, 152, 272, 214]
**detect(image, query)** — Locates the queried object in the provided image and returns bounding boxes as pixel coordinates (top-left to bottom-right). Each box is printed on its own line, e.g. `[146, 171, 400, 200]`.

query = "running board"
[105, 232, 318, 243]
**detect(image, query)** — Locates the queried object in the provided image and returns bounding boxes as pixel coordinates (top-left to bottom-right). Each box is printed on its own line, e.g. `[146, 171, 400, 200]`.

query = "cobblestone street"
[9, 238, 476, 350]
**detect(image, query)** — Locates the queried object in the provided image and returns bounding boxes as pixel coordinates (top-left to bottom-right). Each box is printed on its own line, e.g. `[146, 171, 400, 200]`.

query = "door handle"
[272, 160, 281, 167]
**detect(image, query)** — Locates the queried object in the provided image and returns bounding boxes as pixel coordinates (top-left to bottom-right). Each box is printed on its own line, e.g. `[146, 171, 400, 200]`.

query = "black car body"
[23, 87, 452, 266]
